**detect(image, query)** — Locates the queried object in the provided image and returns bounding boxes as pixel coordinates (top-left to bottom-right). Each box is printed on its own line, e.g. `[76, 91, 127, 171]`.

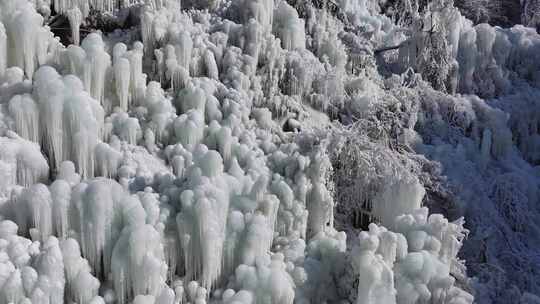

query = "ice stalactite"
[174, 33, 193, 71]
[480, 128, 492, 166]
[61, 238, 101, 304]
[110, 112, 142, 145]
[14, 184, 53, 242]
[4, 3, 44, 80]
[273, 1, 306, 51]
[0, 23, 6, 81]
[174, 110, 205, 148]
[50, 180, 72, 239]
[8, 94, 40, 144]
[140, 8, 161, 54]
[62, 92, 100, 179]
[33, 67, 67, 170]
[176, 83, 207, 115]
[170, 65, 190, 92]
[51, 0, 149, 16]
[204, 50, 219, 80]
[372, 177, 426, 228]
[175, 150, 234, 291]
[242, 0, 274, 27]
[31, 66, 104, 179]
[271, 178, 308, 240]
[65, 45, 86, 80]
[81, 33, 112, 106]
[220, 209, 245, 280]
[110, 41, 148, 112]
[233, 253, 295, 304]
[52, 0, 89, 17]
[56, 161, 82, 186]
[2, 175, 164, 304]
[1, 269, 25, 304]
[351, 232, 396, 304]
[112, 225, 169, 304]
[127, 42, 146, 104]
[34, 237, 66, 304]
[306, 151, 334, 238]
[393, 209, 473, 304]
[67, 7, 83, 46]
[177, 190, 225, 290]
[239, 213, 275, 266]
[72, 179, 119, 279]
[94, 142, 122, 178]
[344, 208, 473, 304]
[0, 134, 49, 191]
[114, 57, 131, 112]
[142, 81, 176, 144]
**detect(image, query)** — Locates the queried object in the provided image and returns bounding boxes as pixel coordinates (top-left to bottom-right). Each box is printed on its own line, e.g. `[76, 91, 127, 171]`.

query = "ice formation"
[1, 0, 540, 303]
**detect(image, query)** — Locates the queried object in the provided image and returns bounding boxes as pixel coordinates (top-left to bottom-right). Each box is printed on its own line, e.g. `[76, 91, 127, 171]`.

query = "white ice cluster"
[1, 0, 540, 303]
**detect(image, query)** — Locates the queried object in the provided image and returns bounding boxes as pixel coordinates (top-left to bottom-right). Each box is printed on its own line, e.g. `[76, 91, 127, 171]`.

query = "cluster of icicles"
[0, 1, 473, 304]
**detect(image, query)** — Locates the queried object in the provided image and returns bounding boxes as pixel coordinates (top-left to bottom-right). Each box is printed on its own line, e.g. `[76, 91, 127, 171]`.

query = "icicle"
[200, 151, 223, 178]
[8, 94, 40, 143]
[0, 23, 6, 80]
[351, 232, 395, 304]
[67, 7, 83, 46]
[122, 117, 142, 145]
[307, 181, 333, 238]
[176, 83, 206, 114]
[62, 93, 100, 179]
[174, 110, 205, 148]
[75, 180, 116, 278]
[94, 143, 121, 178]
[3, 269, 25, 304]
[171, 66, 190, 92]
[81, 33, 111, 104]
[127, 42, 145, 103]
[273, 1, 306, 50]
[204, 50, 219, 80]
[66, 45, 86, 76]
[36, 237, 66, 303]
[57, 161, 81, 186]
[114, 57, 131, 111]
[373, 177, 426, 228]
[8, 5, 43, 79]
[112, 225, 168, 304]
[241, 214, 274, 266]
[156, 287, 175, 304]
[113, 43, 128, 62]
[35, 27, 51, 68]
[34, 67, 65, 169]
[133, 295, 156, 304]
[50, 180, 72, 239]
[17, 184, 53, 241]
[480, 128, 492, 162]
[216, 127, 232, 166]
[141, 10, 156, 53]
[61, 238, 100, 304]
[155, 49, 165, 83]
[176, 33, 193, 70]
[0, 134, 50, 188]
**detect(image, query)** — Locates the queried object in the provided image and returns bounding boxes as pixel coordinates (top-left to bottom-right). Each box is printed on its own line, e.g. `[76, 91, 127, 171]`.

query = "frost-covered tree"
[455, 0, 505, 24]
[522, 0, 540, 30]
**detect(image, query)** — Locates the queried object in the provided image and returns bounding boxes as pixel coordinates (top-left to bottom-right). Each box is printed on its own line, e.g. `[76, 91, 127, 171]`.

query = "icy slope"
[0, 0, 539, 303]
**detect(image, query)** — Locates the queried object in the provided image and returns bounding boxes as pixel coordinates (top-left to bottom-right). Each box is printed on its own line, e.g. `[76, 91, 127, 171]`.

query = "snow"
[1, 0, 540, 303]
